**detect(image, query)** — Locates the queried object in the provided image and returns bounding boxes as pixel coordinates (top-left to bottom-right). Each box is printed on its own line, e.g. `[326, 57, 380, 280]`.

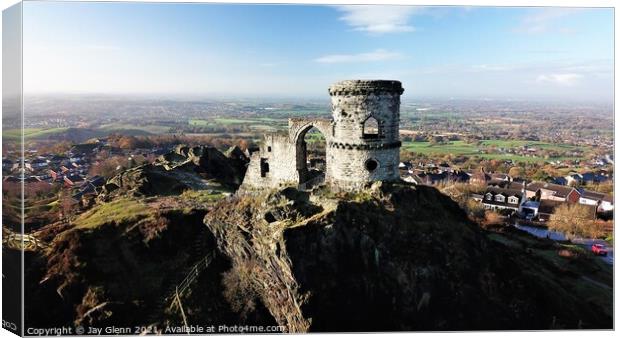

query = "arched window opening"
[260, 158, 269, 177]
[296, 126, 326, 189]
[363, 116, 380, 139]
[305, 127, 326, 173]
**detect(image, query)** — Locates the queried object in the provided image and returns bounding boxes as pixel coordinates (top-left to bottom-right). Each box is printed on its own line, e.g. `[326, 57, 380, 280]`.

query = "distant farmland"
[3, 128, 70, 141]
[402, 140, 589, 164]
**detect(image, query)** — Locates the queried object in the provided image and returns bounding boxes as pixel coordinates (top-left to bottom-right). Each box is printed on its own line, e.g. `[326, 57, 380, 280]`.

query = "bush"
[221, 260, 260, 320]
[465, 199, 485, 220]
[483, 210, 503, 226]
[549, 204, 608, 239]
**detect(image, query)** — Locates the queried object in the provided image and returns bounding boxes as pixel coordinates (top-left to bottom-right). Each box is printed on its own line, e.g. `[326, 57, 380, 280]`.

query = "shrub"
[549, 204, 608, 239]
[483, 210, 503, 226]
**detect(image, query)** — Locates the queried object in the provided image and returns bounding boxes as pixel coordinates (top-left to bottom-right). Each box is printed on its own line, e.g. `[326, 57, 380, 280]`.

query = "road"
[513, 223, 613, 265]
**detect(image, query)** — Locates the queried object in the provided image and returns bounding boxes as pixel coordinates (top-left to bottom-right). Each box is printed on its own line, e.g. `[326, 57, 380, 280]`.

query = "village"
[399, 160, 613, 223]
[3, 133, 614, 226]
[2, 138, 173, 210]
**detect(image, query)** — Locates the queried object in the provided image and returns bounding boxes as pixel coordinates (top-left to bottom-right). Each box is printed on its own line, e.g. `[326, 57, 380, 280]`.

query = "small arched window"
[362, 116, 380, 139]
[260, 158, 269, 177]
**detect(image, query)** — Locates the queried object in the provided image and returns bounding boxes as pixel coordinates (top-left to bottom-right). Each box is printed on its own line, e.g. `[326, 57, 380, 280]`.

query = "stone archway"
[295, 125, 326, 185]
[289, 119, 333, 186]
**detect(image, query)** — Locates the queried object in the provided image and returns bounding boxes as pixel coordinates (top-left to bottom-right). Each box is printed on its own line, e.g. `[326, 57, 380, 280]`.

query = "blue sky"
[23, 2, 613, 101]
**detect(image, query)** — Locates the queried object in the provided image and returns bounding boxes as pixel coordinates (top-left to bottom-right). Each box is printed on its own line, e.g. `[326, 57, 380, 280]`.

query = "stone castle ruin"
[241, 80, 404, 191]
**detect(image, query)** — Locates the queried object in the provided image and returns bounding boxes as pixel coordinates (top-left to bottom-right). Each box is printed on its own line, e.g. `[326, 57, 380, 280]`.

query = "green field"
[479, 140, 586, 152]
[3, 127, 70, 141]
[402, 140, 587, 163]
[201, 118, 248, 125]
[189, 117, 287, 133]
[189, 117, 287, 126]
[99, 123, 171, 134]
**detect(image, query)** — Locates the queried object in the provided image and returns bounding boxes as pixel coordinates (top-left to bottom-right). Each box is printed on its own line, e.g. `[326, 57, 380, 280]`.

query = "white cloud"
[336, 5, 420, 34]
[470, 64, 513, 72]
[314, 49, 402, 64]
[515, 8, 581, 34]
[535, 73, 582, 86]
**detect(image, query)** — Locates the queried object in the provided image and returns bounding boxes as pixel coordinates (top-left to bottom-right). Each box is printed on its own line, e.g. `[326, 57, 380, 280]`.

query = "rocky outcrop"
[101, 145, 249, 199]
[204, 182, 612, 332]
[160, 145, 248, 188]
[102, 164, 208, 198]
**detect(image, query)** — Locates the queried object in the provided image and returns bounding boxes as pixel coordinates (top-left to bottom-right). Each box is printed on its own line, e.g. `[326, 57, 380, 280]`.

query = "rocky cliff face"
[24, 146, 257, 330]
[28, 195, 277, 330]
[205, 182, 612, 332]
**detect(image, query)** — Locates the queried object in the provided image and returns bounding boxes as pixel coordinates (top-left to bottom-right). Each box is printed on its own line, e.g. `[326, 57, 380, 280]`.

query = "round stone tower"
[327, 80, 404, 189]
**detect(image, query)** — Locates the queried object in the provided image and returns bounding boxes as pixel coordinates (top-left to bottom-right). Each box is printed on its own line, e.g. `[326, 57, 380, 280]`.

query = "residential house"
[407, 169, 470, 186]
[565, 172, 610, 186]
[525, 182, 581, 203]
[564, 173, 582, 186]
[64, 174, 85, 187]
[581, 172, 609, 185]
[48, 169, 63, 181]
[481, 186, 524, 212]
[470, 167, 491, 185]
[72, 159, 87, 168]
[49, 154, 68, 163]
[411, 172, 448, 185]
[490, 173, 511, 181]
[438, 162, 451, 171]
[471, 193, 483, 202]
[552, 177, 568, 186]
[449, 170, 470, 183]
[70, 143, 99, 156]
[487, 179, 510, 189]
[519, 200, 540, 219]
[579, 190, 614, 213]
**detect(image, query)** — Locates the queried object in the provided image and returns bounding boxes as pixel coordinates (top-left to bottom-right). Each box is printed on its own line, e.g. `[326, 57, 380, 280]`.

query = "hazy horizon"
[21, 92, 615, 105]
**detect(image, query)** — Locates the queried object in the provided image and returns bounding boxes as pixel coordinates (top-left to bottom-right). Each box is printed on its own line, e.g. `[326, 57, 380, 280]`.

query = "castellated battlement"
[240, 80, 404, 191]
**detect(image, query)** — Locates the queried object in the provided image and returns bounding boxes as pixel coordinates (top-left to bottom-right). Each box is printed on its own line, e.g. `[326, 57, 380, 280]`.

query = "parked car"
[591, 244, 608, 256]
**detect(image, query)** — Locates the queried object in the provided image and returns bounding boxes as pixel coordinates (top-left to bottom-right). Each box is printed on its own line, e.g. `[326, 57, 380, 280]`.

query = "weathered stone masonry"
[241, 80, 404, 191]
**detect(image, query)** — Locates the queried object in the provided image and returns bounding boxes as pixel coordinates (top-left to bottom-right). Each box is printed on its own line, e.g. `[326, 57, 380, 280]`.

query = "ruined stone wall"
[241, 133, 298, 190]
